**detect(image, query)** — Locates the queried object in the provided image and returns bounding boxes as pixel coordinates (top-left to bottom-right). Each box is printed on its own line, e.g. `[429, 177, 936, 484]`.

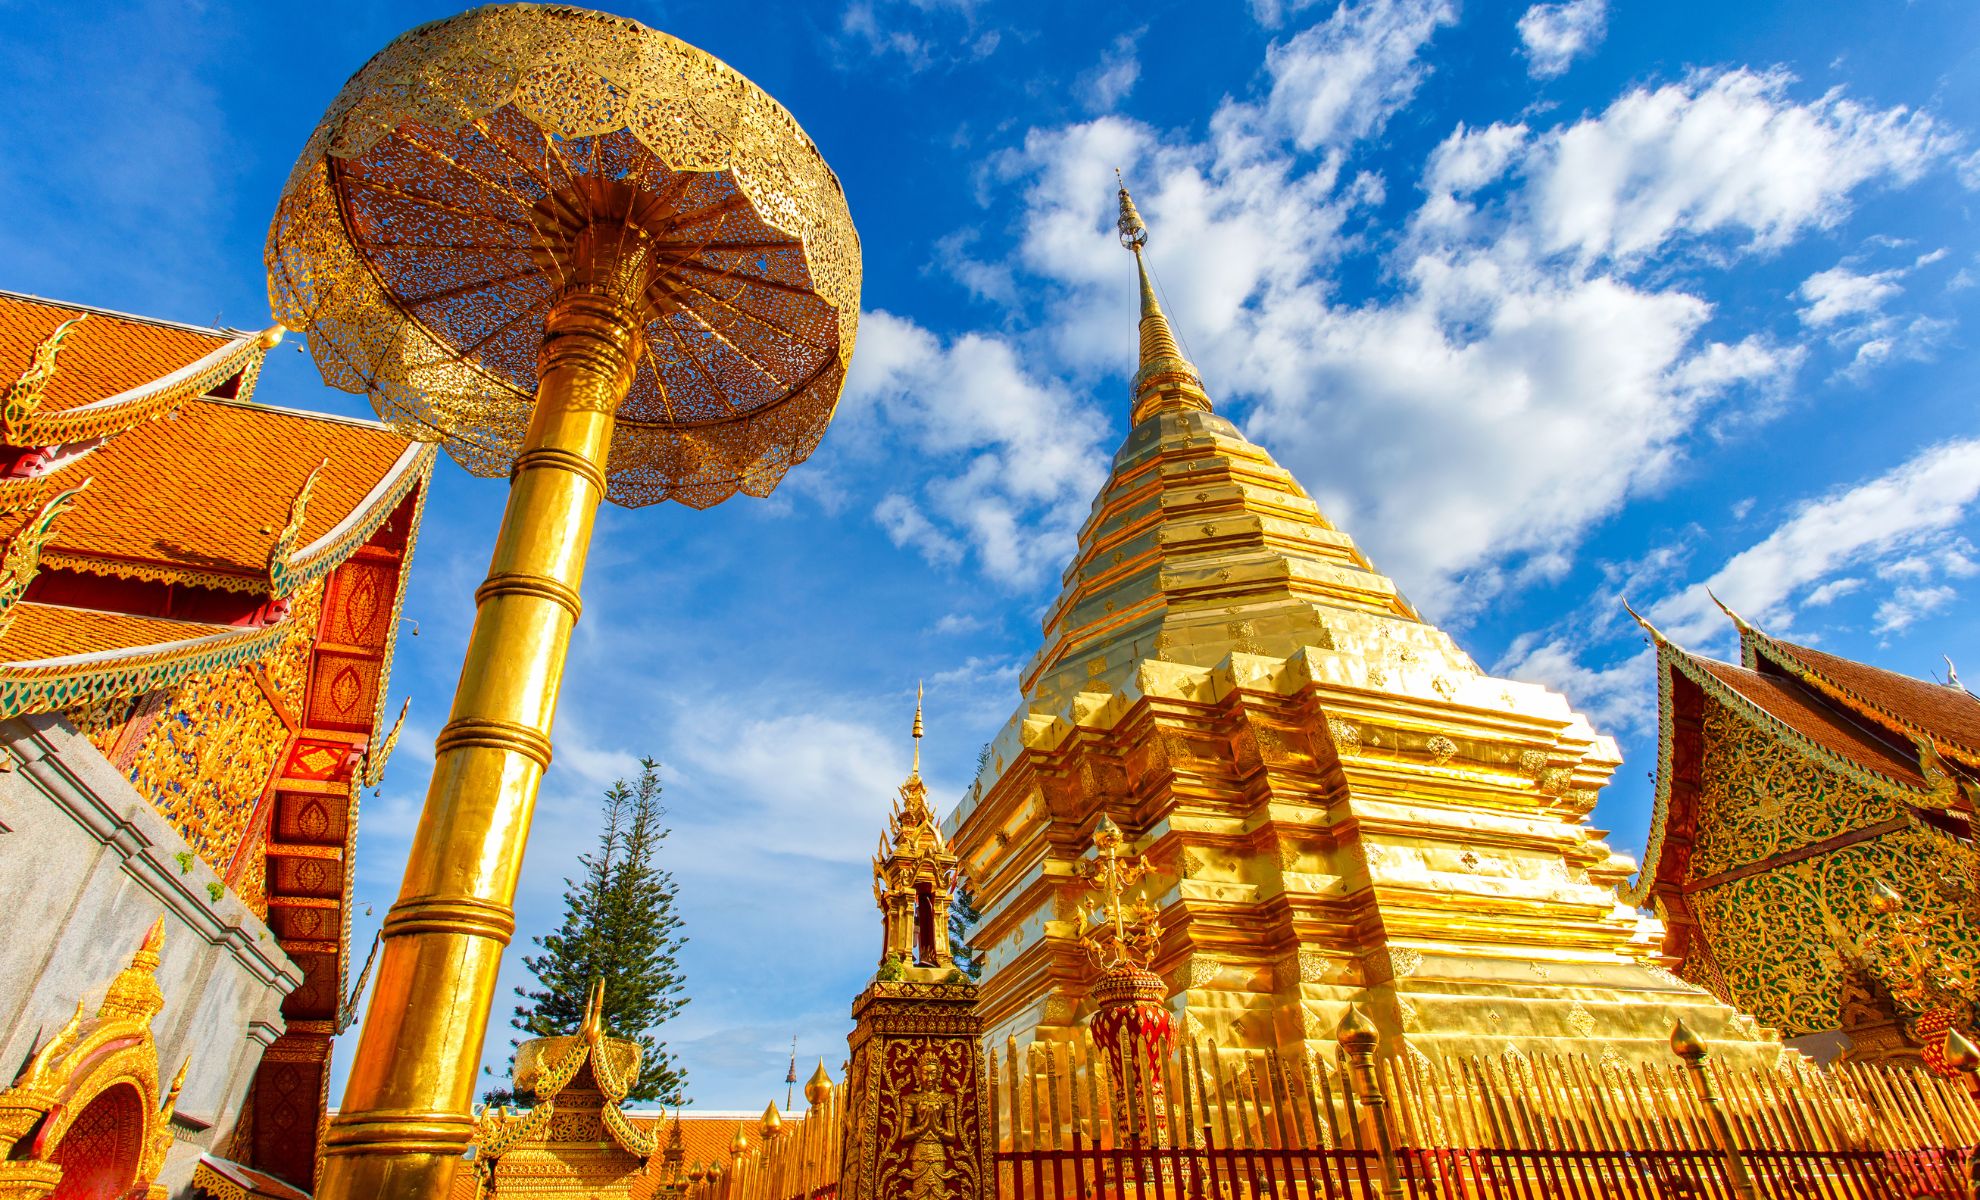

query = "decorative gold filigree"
[265, 458, 326, 598]
[1073, 814, 1162, 972]
[126, 656, 289, 871]
[265, 5, 861, 511]
[0, 919, 182, 1199]
[2, 316, 85, 435]
[0, 478, 88, 637]
[360, 696, 410, 788]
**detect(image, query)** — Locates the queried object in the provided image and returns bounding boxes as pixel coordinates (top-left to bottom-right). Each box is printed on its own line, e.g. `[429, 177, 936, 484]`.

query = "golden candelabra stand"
[264, 7, 859, 1196]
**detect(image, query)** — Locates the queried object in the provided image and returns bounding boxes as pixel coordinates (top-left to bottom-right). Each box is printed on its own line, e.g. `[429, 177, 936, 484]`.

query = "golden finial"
[1112, 174, 1208, 424]
[1669, 1018, 1707, 1062]
[804, 1060, 833, 1106]
[1335, 1005, 1377, 1051]
[759, 1101, 782, 1139]
[730, 1122, 750, 1157]
[1115, 169, 1147, 249]
[911, 679, 924, 776]
[579, 978, 607, 1041]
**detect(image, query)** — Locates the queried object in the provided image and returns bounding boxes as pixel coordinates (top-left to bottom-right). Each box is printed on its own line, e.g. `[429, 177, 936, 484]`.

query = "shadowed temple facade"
[0, 290, 430, 1197]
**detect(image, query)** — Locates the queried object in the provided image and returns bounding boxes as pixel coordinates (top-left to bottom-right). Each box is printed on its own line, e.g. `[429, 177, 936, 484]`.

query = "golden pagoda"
[942, 186, 1769, 1065]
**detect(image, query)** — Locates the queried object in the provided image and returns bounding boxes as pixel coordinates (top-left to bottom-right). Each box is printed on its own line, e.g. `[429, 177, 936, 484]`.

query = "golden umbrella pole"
[319, 228, 650, 1195]
[265, 9, 861, 1196]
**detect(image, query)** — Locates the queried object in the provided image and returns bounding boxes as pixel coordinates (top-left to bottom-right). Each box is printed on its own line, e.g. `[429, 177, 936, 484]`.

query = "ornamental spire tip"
[911, 680, 924, 776]
[1114, 175, 1210, 424]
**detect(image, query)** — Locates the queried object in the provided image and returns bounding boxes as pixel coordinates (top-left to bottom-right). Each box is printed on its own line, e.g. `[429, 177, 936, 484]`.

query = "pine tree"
[490, 758, 690, 1105]
[949, 881, 985, 979]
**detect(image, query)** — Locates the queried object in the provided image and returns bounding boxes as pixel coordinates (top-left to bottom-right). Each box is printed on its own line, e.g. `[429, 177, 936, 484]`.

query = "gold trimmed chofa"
[0, 918, 184, 1200]
[2, 311, 282, 454]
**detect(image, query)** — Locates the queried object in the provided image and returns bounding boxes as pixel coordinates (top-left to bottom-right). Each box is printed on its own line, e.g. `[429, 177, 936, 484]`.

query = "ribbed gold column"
[318, 229, 648, 1200]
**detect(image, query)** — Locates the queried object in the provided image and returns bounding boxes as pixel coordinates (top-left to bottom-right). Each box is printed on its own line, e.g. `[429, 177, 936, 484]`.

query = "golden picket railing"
[678, 1022, 1979, 1200]
[983, 1024, 1980, 1200]
[685, 1083, 846, 1200]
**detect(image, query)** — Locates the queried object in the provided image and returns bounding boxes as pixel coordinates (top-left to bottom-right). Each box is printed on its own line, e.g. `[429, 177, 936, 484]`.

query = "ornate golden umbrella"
[265, 8, 859, 1196]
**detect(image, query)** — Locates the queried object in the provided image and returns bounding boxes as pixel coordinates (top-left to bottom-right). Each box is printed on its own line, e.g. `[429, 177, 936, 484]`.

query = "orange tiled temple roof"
[1696, 658, 1928, 788]
[1758, 637, 1980, 767]
[0, 605, 233, 663]
[0, 291, 231, 412]
[43, 397, 417, 593]
[0, 289, 433, 715]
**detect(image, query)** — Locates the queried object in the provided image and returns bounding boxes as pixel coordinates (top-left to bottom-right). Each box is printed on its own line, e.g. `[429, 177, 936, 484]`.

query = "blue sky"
[3, 0, 1977, 1111]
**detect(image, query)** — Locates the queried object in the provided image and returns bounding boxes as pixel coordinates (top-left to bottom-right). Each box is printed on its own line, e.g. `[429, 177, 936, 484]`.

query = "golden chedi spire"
[1116, 174, 1211, 425]
[910, 679, 924, 778]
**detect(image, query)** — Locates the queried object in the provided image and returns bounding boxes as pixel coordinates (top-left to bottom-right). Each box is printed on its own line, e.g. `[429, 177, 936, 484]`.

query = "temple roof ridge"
[0, 287, 249, 342]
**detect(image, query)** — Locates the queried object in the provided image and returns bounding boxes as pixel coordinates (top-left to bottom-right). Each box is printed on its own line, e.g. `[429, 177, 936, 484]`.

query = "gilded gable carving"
[125, 661, 289, 871]
[1687, 700, 1900, 881]
[262, 578, 325, 717]
[1687, 825, 1980, 1035]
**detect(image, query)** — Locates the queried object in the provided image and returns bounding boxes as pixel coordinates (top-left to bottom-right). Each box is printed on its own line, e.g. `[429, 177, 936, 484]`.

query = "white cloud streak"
[1651, 438, 1980, 644]
[1517, 0, 1607, 80]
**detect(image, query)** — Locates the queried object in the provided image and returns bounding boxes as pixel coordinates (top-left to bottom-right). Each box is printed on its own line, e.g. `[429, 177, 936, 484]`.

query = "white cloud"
[838, 311, 1109, 586]
[1080, 31, 1143, 114]
[1517, 0, 1608, 80]
[1797, 264, 1905, 327]
[1425, 121, 1530, 196]
[1794, 253, 1951, 381]
[1875, 584, 1955, 634]
[931, 611, 990, 635]
[1528, 70, 1955, 265]
[1803, 578, 1864, 607]
[874, 493, 963, 565]
[1651, 438, 1980, 643]
[1258, 0, 1458, 153]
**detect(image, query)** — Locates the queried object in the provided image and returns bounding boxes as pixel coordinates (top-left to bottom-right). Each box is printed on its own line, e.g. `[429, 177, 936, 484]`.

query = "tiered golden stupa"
[943, 187, 1768, 1065]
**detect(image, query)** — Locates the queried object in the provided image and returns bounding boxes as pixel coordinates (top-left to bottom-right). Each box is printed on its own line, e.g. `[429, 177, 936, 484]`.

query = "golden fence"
[684, 1085, 845, 1200]
[686, 1030, 1979, 1200]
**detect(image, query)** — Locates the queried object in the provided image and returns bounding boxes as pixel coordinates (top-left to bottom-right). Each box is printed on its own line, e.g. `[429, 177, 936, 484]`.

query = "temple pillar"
[839, 979, 990, 1200]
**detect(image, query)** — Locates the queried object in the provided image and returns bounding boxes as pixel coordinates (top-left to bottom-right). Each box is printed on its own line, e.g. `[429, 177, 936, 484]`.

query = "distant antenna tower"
[785, 1034, 798, 1110]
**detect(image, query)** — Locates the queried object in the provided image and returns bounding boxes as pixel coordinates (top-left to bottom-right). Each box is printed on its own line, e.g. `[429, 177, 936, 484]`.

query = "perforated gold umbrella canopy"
[266, 5, 861, 508]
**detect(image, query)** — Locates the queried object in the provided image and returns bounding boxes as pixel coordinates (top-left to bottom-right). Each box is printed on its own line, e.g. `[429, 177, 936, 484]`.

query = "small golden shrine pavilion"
[0, 289, 432, 1195]
[944, 189, 1767, 1066]
[1628, 602, 1980, 1065]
